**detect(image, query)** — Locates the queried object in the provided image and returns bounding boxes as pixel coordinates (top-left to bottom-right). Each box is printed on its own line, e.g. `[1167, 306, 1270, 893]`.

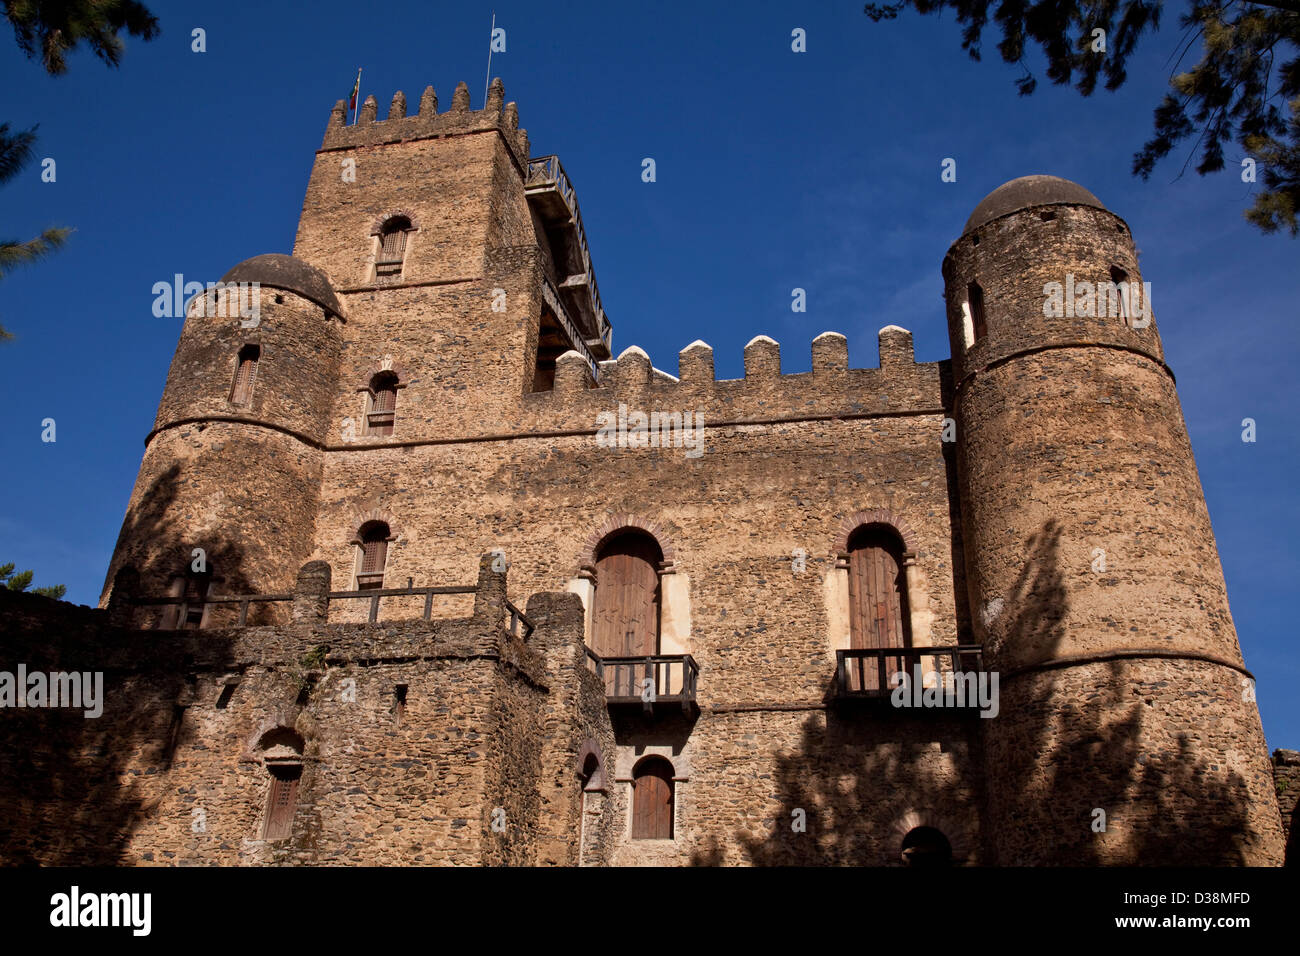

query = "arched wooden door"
[591, 531, 662, 697]
[847, 525, 911, 692]
[631, 757, 674, 839]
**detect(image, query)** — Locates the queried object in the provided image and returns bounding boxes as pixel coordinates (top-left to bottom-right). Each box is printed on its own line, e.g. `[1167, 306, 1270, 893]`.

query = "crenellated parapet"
[519, 327, 949, 433]
[320, 78, 530, 170]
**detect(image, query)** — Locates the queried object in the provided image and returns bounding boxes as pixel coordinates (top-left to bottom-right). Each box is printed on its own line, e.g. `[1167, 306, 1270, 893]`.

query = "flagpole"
[483, 12, 495, 107]
[352, 67, 363, 125]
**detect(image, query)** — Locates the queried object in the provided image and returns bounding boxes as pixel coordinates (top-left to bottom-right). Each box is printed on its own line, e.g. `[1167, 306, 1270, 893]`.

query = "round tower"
[944, 176, 1284, 864]
[102, 254, 344, 625]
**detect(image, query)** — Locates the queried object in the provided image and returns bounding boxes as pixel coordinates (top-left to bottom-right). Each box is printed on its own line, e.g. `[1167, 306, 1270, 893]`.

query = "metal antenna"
[483, 11, 496, 107]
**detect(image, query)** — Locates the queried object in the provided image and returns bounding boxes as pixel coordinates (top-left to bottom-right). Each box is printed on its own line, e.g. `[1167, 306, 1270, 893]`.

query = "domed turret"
[219, 253, 345, 318]
[962, 175, 1106, 234]
[946, 176, 1284, 864]
[101, 253, 345, 619]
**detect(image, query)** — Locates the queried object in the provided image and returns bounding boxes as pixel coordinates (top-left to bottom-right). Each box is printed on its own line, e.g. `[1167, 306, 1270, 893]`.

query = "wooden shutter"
[357, 532, 388, 590]
[591, 533, 660, 696]
[232, 347, 258, 404]
[367, 380, 397, 436]
[847, 528, 910, 692]
[263, 766, 301, 841]
[182, 575, 209, 628]
[361, 538, 387, 573]
[376, 223, 408, 277]
[632, 760, 674, 839]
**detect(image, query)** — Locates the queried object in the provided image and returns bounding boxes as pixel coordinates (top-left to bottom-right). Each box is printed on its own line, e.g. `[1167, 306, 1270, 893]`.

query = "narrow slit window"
[215, 683, 237, 709]
[1110, 266, 1130, 327]
[967, 282, 987, 344]
[262, 764, 301, 842]
[355, 521, 391, 590]
[180, 573, 211, 630]
[393, 684, 408, 725]
[375, 216, 411, 278]
[230, 344, 260, 405]
[365, 372, 399, 436]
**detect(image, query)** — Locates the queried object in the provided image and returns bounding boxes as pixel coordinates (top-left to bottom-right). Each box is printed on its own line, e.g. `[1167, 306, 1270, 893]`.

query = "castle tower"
[103, 80, 613, 618]
[100, 257, 343, 622]
[944, 176, 1284, 864]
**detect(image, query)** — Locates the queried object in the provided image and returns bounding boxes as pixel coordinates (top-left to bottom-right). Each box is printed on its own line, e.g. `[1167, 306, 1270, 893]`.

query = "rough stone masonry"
[0, 80, 1290, 866]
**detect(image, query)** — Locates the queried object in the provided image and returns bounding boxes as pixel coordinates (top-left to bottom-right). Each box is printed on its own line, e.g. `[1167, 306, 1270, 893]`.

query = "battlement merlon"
[531, 327, 948, 426]
[321, 79, 612, 361]
[322, 78, 530, 167]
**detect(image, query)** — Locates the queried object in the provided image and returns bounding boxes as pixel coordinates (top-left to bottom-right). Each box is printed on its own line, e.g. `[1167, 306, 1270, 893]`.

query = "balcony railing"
[130, 578, 533, 637]
[585, 650, 698, 713]
[835, 646, 985, 703]
[540, 276, 599, 379]
[524, 155, 611, 356]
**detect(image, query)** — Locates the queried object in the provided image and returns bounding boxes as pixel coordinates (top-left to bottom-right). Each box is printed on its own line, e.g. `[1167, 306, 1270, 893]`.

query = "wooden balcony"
[524, 155, 612, 360]
[835, 646, 986, 710]
[586, 650, 698, 714]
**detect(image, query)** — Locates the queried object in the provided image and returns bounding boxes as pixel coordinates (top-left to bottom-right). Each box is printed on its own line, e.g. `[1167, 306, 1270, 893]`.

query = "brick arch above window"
[369, 209, 421, 236]
[350, 507, 401, 544]
[240, 716, 307, 763]
[889, 807, 973, 865]
[356, 355, 411, 385]
[579, 513, 679, 574]
[834, 508, 919, 559]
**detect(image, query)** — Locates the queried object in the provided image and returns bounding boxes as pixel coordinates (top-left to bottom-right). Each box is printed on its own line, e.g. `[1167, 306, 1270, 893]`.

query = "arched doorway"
[901, 826, 952, 867]
[591, 529, 663, 696]
[846, 523, 911, 691]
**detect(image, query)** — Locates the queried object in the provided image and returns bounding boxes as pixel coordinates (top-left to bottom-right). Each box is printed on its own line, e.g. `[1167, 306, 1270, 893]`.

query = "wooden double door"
[591, 532, 661, 697]
[846, 527, 911, 692]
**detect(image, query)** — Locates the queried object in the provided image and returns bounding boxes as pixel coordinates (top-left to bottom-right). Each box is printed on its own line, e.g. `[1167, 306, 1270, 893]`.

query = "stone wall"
[1273, 749, 1299, 866]
[0, 560, 608, 867]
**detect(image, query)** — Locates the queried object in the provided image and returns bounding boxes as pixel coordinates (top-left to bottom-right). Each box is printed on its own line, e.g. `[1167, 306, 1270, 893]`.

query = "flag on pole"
[349, 68, 362, 121]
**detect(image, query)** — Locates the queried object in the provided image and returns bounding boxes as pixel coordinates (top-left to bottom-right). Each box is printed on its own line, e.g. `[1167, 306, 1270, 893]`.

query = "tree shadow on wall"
[1, 462, 245, 864]
[103, 462, 267, 626]
[716, 711, 983, 867]
[988, 519, 1258, 865]
[699, 517, 1262, 866]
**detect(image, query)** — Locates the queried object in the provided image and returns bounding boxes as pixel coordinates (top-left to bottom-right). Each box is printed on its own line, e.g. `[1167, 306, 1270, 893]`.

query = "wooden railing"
[505, 599, 534, 640]
[585, 651, 699, 711]
[323, 584, 477, 623]
[524, 154, 610, 351]
[540, 276, 599, 378]
[835, 646, 984, 701]
[131, 590, 294, 627]
[131, 579, 539, 634]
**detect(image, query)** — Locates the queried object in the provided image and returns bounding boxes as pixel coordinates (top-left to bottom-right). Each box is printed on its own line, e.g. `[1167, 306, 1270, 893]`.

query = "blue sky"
[2, 1, 1296, 748]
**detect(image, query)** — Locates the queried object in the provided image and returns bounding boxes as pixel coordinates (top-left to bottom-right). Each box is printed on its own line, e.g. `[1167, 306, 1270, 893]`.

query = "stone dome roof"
[964, 175, 1107, 234]
[219, 253, 343, 316]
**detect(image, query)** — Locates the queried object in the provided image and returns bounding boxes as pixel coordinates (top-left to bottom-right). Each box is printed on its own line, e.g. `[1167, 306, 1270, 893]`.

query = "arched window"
[631, 756, 674, 840]
[846, 524, 912, 692]
[365, 372, 399, 436]
[591, 530, 662, 695]
[354, 520, 391, 590]
[230, 344, 259, 405]
[375, 216, 412, 278]
[966, 282, 987, 345]
[901, 826, 952, 867]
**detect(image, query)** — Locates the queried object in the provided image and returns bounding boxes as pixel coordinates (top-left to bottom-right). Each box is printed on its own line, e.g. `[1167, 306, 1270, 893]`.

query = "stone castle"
[0, 79, 1293, 866]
